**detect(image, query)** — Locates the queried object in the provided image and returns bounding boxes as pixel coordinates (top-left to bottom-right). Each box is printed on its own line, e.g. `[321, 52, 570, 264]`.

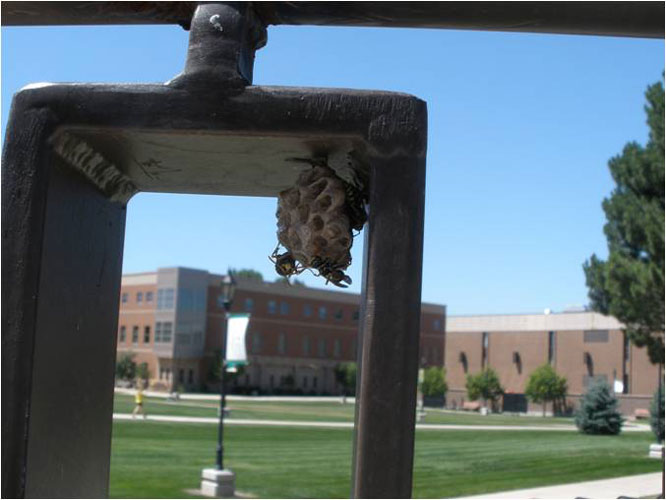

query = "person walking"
[132, 384, 147, 419]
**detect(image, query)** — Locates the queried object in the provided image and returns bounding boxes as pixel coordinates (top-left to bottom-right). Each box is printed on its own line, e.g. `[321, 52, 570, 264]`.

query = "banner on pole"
[225, 313, 250, 369]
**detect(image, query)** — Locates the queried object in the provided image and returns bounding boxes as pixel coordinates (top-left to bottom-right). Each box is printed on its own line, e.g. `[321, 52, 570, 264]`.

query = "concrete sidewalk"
[461, 472, 663, 499]
[113, 413, 581, 431]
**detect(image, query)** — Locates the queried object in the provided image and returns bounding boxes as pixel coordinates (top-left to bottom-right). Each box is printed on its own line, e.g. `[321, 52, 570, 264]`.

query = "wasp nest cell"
[272, 164, 366, 287]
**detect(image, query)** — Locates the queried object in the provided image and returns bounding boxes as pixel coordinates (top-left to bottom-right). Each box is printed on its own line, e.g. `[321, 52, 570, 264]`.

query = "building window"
[583, 330, 609, 343]
[144, 326, 151, 343]
[318, 306, 327, 320]
[155, 322, 173, 343]
[318, 339, 327, 358]
[482, 332, 488, 368]
[121, 293, 128, 304]
[137, 292, 143, 303]
[157, 288, 175, 310]
[303, 335, 311, 356]
[188, 369, 194, 384]
[244, 298, 254, 312]
[334, 309, 343, 320]
[269, 375, 274, 388]
[333, 339, 342, 358]
[179, 369, 185, 384]
[352, 310, 360, 321]
[303, 376, 308, 388]
[268, 300, 277, 314]
[146, 291, 153, 302]
[132, 326, 139, 344]
[433, 319, 442, 331]
[252, 332, 262, 354]
[278, 333, 287, 355]
[548, 331, 556, 364]
[304, 304, 313, 317]
[159, 367, 164, 380]
[313, 376, 318, 389]
[280, 301, 290, 315]
[119, 326, 126, 342]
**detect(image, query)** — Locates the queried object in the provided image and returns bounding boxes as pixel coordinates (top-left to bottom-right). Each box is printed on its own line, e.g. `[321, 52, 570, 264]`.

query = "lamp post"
[217, 272, 236, 470]
[201, 271, 236, 498]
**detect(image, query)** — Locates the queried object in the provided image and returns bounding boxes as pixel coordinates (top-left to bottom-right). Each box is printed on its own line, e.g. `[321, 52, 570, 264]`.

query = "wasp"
[310, 256, 352, 288]
[269, 245, 305, 279]
[343, 181, 368, 233]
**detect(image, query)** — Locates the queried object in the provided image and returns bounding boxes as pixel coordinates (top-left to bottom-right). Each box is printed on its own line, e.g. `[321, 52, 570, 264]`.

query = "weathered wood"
[354, 152, 427, 498]
[1, 1, 663, 38]
[2, 78, 427, 498]
[2, 96, 127, 498]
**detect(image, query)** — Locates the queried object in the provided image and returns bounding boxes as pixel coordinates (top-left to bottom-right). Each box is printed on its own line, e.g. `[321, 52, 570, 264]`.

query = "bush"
[115, 352, 136, 382]
[575, 379, 624, 435]
[650, 385, 664, 442]
[466, 368, 503, 407]
[525, 364, 568, 416]
[334, 362, 357, 396]
[421, 367, 448, 398]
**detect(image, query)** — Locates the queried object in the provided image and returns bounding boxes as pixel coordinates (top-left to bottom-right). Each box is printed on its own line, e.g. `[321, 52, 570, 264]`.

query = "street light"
[216, 271, 236, 471]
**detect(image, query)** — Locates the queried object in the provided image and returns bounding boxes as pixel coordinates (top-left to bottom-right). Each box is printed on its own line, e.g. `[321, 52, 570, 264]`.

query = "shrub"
[575, 379, 624, 435]
[421, 367, 448, 398]
[334, 362, 357, 396]
[525, 364, 568, 416]
[466, 368, 503, 407]
[650, 385, 665, 442]
[115, 352, 136, 382]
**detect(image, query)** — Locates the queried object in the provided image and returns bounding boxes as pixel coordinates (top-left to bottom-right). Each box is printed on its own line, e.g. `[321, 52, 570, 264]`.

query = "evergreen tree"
[525, 364, 568, 417]
[583, 79, 665, 364]
[575, 379, 624, 435]
[650, 385, 664, 442]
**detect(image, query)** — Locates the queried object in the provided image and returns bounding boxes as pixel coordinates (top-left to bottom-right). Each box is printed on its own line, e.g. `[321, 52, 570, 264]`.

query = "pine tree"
[583, 79, 665, 364]
[575, 379, 624, 435]
[650, 385, 664, 442]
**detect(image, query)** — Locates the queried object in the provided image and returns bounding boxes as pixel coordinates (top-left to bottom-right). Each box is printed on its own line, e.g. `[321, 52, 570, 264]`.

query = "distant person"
[132, 385, 146, 419]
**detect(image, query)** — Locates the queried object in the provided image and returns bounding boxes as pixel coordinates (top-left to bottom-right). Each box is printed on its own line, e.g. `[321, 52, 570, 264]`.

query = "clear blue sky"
[2, 24, 663, 315]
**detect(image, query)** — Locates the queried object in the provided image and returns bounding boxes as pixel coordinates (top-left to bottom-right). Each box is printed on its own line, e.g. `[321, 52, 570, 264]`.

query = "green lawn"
[109, 420, 660, 499]
[113, 394, 575, 426]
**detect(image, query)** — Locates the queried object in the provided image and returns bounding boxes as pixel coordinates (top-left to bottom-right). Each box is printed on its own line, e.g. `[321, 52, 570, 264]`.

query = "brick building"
[116, 267, 447, 394]
[446, 311, 662, 415]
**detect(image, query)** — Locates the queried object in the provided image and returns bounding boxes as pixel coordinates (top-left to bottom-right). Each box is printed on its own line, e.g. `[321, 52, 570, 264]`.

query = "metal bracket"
[168, 2, 267, 91]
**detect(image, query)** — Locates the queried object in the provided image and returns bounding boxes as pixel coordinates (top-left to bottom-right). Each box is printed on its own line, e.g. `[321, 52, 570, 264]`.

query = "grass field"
[113, 394, 576, 426]
[109, 420, 660, 499]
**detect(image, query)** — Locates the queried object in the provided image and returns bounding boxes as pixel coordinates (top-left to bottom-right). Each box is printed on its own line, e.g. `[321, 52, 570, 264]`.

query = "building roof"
[121, 267, 446, 315]
[447, 311, 623, 333]
[211, 273, 446, 315]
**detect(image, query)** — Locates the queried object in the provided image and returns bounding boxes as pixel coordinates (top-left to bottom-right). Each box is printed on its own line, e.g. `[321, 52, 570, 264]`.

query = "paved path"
[115, 388, 354, 403]
[461, 472, 663, 498]
[113, 413, 625, 432]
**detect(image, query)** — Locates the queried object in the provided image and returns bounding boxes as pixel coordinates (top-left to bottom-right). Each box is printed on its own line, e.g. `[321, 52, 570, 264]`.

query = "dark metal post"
[353, 153, 427, 498]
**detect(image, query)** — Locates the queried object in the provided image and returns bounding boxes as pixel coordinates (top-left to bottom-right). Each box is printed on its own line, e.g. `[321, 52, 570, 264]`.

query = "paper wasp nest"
[272, 164, 366, 287]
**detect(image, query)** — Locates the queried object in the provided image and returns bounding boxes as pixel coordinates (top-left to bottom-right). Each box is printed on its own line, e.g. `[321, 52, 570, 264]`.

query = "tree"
[575, 379, 624, 435]
[466, 368, 503, 408]
[650, 385, 664, 442]
[115, 352, 136, 381]
[232, 268, 263, 281]
[583, 79, 665, 364]
[334, 362, 357, 396]
[135, 362, 150, 387]
[421, 367, 448, 398]
[525, 364, 568, 417]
